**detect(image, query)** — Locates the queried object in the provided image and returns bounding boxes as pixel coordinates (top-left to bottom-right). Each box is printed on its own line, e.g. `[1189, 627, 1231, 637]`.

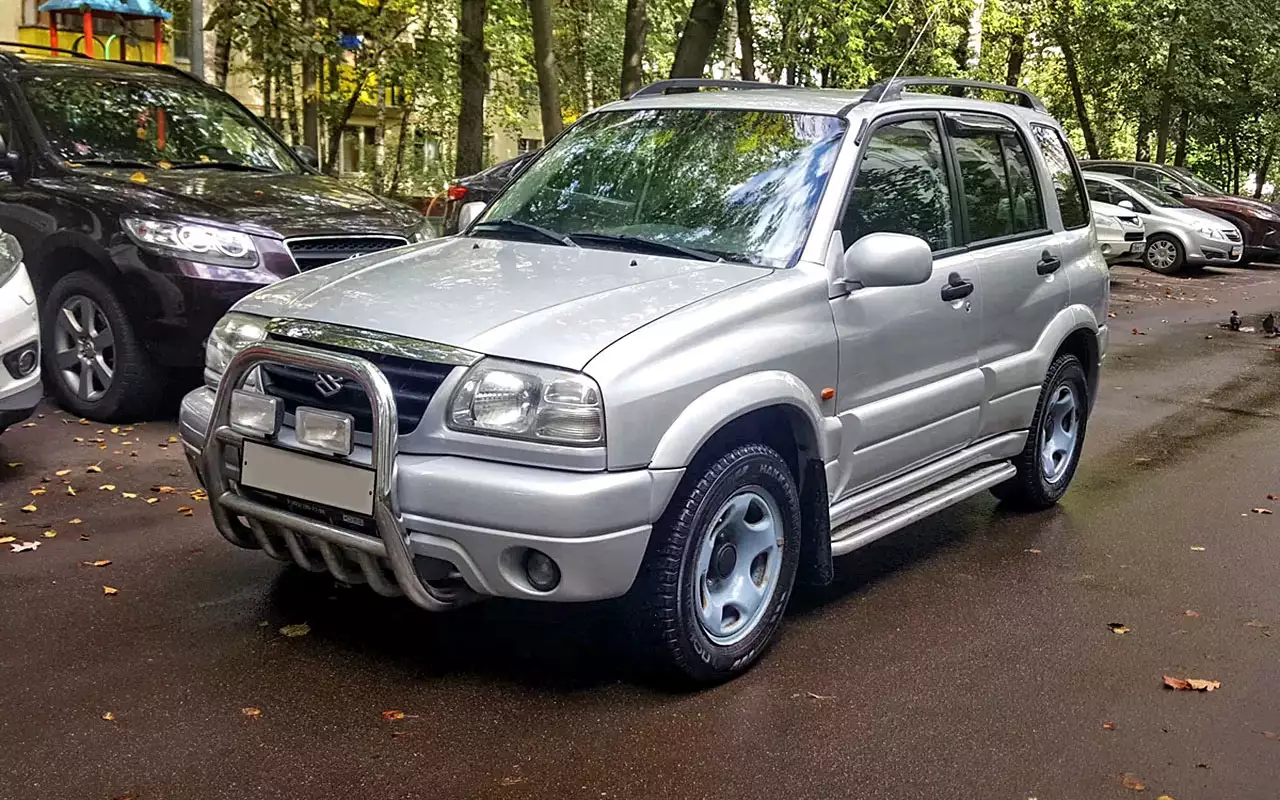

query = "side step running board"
[829, 462, 1016, 557]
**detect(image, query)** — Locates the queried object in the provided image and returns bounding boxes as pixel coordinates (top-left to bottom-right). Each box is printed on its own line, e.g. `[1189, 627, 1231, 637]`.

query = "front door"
[829, 113, 984, 499]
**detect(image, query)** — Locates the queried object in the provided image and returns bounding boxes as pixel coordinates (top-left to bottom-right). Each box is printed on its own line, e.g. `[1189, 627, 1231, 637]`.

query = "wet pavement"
[3, 263, 1280, 800]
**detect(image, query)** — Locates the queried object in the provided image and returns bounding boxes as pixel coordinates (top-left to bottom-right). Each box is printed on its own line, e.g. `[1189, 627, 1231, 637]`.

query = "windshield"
[1119, 177, 1186, 208]
[478, 108, 846, 267]
[21, 73, 301, 173]
[1178, 170, 1225, 195]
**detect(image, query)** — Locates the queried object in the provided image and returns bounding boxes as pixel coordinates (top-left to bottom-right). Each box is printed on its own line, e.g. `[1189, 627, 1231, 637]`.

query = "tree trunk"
[528, 0, 564, 140]
[213, 29, 231, 88]
[1058, 37, 1098, 159]
[620, 0, 648, 96]
[389, 101, 412, 197]
[735, 0, 754, 80]
[1173, 107, 1190, 166]
[373, 77, 388, 193]
[1231, 133, 1241, 194]
[962, 0, 985, 72]
[456, 0, 488, 177]
[324, 71, 371, 174]
[285, 69, 300, 145]
[1005, 31, 1024, 86]
[262, 71, 274, 131]
[670, 0, 727, 78]
[301, 0, 319, 151]
[1255, 138, 1276, 199]
[1153, 26, 1179, 163]
[1135, 115, 1151, 161]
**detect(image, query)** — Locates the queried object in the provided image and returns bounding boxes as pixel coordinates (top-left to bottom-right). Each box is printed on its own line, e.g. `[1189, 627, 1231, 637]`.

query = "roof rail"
[627, 78, 785, 100]
[860, 76, 1045, 111]
[0, 40, 91, 59]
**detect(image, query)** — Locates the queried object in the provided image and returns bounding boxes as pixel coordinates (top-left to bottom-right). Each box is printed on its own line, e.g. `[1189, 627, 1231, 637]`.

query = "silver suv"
[179, 77, 1108, 683]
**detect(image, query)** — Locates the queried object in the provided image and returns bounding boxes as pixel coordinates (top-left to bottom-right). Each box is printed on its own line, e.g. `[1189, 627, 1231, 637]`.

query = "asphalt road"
[3, 263, 1280, 800]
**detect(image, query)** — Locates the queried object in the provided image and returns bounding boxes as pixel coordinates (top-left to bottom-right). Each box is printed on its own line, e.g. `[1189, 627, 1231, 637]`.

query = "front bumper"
[1188, 234, 1243, 266]
[0, 264, 41, 427]
[180, 343, 680, 609]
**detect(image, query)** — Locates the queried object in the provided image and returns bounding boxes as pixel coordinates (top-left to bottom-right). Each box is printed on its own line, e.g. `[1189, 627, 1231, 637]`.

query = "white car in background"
[1092, 200, 1145, 265]
[0, 232, 41, 434]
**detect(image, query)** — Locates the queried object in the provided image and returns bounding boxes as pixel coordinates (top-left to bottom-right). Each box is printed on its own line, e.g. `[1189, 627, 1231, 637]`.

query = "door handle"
[1036, 250, 1062, 275]
[941, 272, 974, 302]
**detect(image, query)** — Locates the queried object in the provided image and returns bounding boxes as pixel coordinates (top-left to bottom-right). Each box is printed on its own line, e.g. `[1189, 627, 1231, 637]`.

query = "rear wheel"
[41, 271, 164, 422]
[1143, 234, 1187, 275]
[992, 353, 1089, 510]
[629, 443, 801, 683]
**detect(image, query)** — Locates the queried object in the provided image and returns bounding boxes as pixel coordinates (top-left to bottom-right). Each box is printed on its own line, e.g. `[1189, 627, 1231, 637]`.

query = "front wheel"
[1143, 234, 1187, 275]
[628, 443, 801, 684]
[992, 352, 1089, 510]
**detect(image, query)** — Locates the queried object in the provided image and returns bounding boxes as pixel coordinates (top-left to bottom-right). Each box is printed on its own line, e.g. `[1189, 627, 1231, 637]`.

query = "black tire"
[40, 270, 165, 422]
[628, 443, 802, 684]
[1143, 233, 1187, 275]
[992, 353, 1089, 510]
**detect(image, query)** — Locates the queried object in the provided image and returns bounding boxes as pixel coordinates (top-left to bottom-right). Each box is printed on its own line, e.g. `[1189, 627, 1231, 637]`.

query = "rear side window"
[950, 120, 1046, 243]
[842, 118, 955, 252]
[1031, 126, 1089, 229]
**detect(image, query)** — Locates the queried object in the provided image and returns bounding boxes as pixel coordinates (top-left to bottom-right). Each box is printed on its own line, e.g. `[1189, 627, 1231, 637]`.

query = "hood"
[1092, 201, 1141, 223]
[236, 237, 768, 370]
[1160, 206, 1237, 231]
[1185, 192, 1278, 219]
[68, 168, 421, 238]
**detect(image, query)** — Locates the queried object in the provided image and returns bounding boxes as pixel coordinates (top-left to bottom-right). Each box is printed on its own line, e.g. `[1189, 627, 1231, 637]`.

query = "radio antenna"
[877, 4, 944, 104]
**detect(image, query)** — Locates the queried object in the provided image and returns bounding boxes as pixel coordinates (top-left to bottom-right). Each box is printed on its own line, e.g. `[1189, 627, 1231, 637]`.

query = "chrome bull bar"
[202, 340, 473, 611]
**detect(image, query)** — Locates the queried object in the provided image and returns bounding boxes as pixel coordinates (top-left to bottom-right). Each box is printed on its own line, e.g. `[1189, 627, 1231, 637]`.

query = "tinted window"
[1084, 179, 1114, 205]
[954, 133, 1013, 241]
[1032, 126, 1089, 229]
[1135, 167, 1185, 195]
[842, 119, 954, 252]
[1002, 135, 1045, 233]
[482, 109, 845, 267]
[1088, 164, 1134, 178]
[1118, 177, 1186, 208]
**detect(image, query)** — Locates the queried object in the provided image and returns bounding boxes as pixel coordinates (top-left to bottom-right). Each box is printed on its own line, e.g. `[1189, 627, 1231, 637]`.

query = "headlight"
[1197, 226, 1225, 240]
[448, 360, 604, 446]
[0, 232, 22, 286]
[123, 216, 259, 268]
[204, 312, 269, 385]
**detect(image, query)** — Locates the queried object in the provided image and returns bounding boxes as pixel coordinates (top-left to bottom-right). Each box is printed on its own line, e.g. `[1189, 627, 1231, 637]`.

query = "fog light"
[295, 406, 354, 456]
[229, 390, 281, 438]
[2, 344, 37, 379]
[524, 549, 560, 592]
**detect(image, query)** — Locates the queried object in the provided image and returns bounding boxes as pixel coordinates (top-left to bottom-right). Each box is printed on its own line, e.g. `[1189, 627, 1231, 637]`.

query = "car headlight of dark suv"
[123, 216, 260, 268]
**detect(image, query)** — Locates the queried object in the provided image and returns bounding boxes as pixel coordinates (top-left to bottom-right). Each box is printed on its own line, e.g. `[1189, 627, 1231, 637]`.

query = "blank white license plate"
[240, 441, 375, 515]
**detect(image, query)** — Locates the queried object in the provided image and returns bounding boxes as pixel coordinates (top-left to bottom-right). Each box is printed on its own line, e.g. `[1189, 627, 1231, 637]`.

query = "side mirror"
[843, 232, 933, 288]
[1118, 199, 1135, 211]
[458, 201, 486, 230]
[294, 145, 319, 169]
[1164, 184, 1183, 197]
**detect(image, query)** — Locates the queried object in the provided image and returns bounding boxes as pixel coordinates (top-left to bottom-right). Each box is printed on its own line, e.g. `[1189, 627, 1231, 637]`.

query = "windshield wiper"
[471, 218, 577, 247]
[169, 161, 275, 173]
[73, 158, 156, 169]
[570, 232, 723, 263]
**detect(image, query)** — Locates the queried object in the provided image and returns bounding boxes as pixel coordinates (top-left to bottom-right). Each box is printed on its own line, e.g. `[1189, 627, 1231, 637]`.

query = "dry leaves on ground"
[1121, 773, 1146, 791]
[66, 486, 76, 496]
[0, 536, 13, 545]
[1251, 508, 1273, 515]
[1163, 675, 1220, 691]
[102, 586, 119, 596]
[145, 498, 159, 505]
[121, 492, 138, 499]
[1190, 546, 1206, 552]
[99, 484, 116, 491]
[1157, 795, 1176, 800]
[152, 486, 176, 494]
[42, 530, 56, 539]
[1184, 610, 1201, 618]
[279, 623, 311, 637]
[68, 518, 82, 525]
[381, 710, 405, 721]
[1108, 623, 1130, 635]
[83, 560, 111, 567]
[1102, 722, 1116, 730]
[86, 464, 102, 474]
[20, 504, 36, 513]
[1244, 619, 1271, 629]
[177, 506, 194, 517]
[54, 469, 71, 477]
[241, 707, 262, 718]
[190, 489, 208, 501]
[9, 541, 38, 553]
[29, 487, 45, 496]
[499, 777, 525, 786]
[101, 711, 115, 721]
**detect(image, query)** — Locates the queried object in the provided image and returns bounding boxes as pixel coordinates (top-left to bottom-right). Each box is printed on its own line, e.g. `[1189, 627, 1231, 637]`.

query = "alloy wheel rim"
[692, 487, 784, 646]
[1148, 240, 1177, 271]
[53, 294, 115, 403]
[1039, 383, 1079, 484]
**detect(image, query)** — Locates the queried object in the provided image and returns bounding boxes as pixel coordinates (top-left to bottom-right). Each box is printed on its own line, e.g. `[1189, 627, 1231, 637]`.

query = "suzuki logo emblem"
[314, 373, 345, 398]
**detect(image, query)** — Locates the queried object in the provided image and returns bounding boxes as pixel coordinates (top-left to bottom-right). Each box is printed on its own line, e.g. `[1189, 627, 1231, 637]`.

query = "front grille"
[286, 236, 408, 271]
[260, 336, 454, 434]
[1124, 232, 1144, 242]
[1224, 229, 1242, 243]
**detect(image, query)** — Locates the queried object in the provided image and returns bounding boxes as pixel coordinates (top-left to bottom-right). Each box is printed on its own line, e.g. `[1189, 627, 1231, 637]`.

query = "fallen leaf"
[6, 462, 20, 467]
[1244, 619, 1271, 629]
[1163, 675, 1220, 691]
[73, 437, 84, 443]
[29, 487, 45, 496]
[1251, 508, 1273, 515]
[1108, 623, 1130, 634]
[86, 464, 102, 474]
[153, 486, 176, 494]
[78, 534, 90, 541]
[55, 469, 71, 477]
[22, 422, 35, 428]
[1132, 457, 1152, 465]
[168, 435, 179, 443]
[381, 710, 405, 721]
[1102, 722, 1116, 730]
[279, 623, 311, 637]
[0, 536, 13, 545]
[1184, 610, 1201, 618]
[21, 504, 36, 513]
[1190, 546, 1206, 551]
[177, 506, 194, 516]
[102, 711, 115, 721]
[121, 492, 138, 499]
[42, 530, 56, 539]
[1108, 311, 1117, 318]
[121, 441, 133, 446]
[805, 691, 835, 700]
[83, 560, 111, 567]
[1131, 328, 1146, 335]
[1120, 773, 1146, 791]
[102, 585, 119, 596]
[78, 419, 89, 425]
[99, 484, 116, 491]
[145, 498, 159, 505]
[9, 541, 39, 553]
[190, 489, 208, 501]
[66, 486, 77, 496]
[499, 777, 525, 786]
[130, 171, 148, 184]
[1025, 548, 1042, 554]
[1262, 731, 1278, 741]
[157, 160, 172, 169]
[241, 707, 262, 718]
[1157, 795, 1176, 800]
[1269, 494, 1279, 501]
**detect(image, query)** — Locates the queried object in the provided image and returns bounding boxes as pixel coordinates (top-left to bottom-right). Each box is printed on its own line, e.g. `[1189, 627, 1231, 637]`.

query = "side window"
[1000, 133, 1046, 234]
[842, 118, 955, 252]
[953, 132, 1014, 241]
[1091, 164, 1134, 178]
[1031, 125, 1089, 229]
[1083, 179, 1112, 205]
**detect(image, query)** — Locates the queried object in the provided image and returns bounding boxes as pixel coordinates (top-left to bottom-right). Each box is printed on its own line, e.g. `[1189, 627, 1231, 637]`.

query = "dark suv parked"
[442, 151, 535, 234]
[0, 49, 430, 420]
[1082, 160, 1280, 263]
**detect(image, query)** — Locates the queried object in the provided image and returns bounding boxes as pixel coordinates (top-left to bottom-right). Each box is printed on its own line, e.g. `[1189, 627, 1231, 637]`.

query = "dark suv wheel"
[41, 270, 164, 421]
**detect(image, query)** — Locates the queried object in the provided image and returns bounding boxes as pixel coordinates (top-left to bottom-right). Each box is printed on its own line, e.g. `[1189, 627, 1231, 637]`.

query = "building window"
[342, 126, 361, 173]
[518, 138, 542, 155]
[22, 0, 39, 26]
